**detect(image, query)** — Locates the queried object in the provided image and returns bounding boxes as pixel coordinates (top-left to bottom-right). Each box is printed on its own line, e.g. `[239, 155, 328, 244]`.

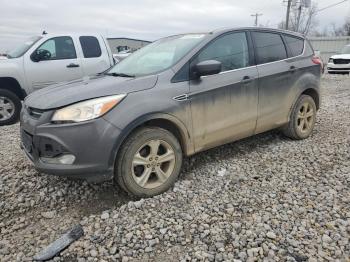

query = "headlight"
[328, 58, 333, 63]
[51, 94, 126, 123]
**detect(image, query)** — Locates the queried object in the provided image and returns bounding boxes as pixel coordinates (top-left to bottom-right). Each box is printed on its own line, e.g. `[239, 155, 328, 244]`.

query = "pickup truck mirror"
[31, 49, 52, 62]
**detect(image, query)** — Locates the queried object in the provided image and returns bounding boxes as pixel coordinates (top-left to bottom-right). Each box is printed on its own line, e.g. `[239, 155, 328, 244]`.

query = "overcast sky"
[0, 0, 349, 52]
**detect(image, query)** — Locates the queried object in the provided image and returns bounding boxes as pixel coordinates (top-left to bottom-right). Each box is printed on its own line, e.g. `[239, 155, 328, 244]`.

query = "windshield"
[7, 36, 42, 58]
[107, 34, 207, 77]
[341, 45, 350, 54]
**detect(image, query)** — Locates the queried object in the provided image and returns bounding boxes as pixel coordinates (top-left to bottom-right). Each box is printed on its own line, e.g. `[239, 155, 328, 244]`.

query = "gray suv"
[20, 28, 321, 197]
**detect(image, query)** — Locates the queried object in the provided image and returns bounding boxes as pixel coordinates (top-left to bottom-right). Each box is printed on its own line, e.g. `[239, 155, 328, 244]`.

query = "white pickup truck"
[0, 33, 115, 125]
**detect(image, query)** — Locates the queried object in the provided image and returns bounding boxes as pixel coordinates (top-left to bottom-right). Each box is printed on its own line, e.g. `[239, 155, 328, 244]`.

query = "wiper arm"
[106, 72, 135, 78]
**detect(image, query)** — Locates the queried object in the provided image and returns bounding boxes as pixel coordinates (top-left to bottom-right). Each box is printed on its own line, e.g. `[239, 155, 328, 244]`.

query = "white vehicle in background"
[327, 44, 350, 74]
[0, 33, 115, 125]
[112, 49, 132, 63]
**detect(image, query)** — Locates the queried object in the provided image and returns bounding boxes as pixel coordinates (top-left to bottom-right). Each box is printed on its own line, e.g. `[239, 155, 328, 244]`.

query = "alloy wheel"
[132, 139, 176, 189]
[297, 102, 314, 134]
[0, 96, 15, 121]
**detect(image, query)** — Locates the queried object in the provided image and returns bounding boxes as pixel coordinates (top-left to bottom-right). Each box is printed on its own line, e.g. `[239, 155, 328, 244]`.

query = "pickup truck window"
[7, 36, 42, 58]
[34, 36, 77, 61]
[79, 36, 102, 58]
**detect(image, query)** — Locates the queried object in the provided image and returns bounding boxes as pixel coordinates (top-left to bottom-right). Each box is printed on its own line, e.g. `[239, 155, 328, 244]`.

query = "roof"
[211, 27, 305, 38]
[160, 27, 306, 41]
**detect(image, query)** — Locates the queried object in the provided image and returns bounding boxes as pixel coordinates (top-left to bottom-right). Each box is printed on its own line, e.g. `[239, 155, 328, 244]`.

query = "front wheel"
[0, 89, 22, 126]
[115, 127, 183, 197]
[282, 95, 317, 140]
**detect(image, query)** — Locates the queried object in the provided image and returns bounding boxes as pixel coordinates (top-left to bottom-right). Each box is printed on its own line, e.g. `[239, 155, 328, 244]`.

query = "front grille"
[333, 59, 350, 64]
[21, 129, 33, 154]
[27, 107, 44, 119]
[328, 67, 350, 71]
[38, 137, 66, 158]
[21, 129, 66, 158]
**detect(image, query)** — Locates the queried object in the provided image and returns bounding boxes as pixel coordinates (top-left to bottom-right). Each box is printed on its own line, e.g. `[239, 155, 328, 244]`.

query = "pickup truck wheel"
[115, 127, 183, 197]
[282, 95, 316, 140]
[0, 89, 21, 126]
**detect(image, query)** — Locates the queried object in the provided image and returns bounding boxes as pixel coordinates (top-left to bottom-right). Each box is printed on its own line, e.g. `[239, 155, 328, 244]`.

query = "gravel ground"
[0, 74, 349, 262]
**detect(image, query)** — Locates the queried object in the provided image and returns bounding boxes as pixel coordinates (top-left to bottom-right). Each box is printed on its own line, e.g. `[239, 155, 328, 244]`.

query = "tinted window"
[195, 32, 249, 72]
[284, 35, 304, 57]
[36, 36, 76, 60]
[79, 36, 102, 58]
[252, 32, 287, 64]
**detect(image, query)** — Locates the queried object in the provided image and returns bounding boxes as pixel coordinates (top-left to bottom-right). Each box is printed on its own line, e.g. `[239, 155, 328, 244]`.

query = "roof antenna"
[42, 30, 48, 35]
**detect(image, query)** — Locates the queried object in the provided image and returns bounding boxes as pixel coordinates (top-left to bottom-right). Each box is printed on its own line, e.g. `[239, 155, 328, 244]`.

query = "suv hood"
[330, 54, 350, 59]
[25, 74, 158, 110]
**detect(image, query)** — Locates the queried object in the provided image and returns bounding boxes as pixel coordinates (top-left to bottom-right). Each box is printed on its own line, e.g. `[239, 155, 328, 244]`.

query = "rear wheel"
[115, 127, 183, 197]
[0, 89, 21, 126]
[282, 95, 317, 140]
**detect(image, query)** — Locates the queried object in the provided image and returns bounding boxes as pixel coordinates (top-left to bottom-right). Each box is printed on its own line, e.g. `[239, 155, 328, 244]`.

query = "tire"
[282, 95, 317, 140]
[0, 89, 22, 126]
[115, 127, 183, 197]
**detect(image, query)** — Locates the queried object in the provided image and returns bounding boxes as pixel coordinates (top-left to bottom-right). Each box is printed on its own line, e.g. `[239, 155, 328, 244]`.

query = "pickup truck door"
[24, 36, 84, 90]
[76, 35, 112, 76]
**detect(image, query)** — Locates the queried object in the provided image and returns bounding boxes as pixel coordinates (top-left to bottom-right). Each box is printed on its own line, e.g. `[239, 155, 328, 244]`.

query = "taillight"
[312, 56, 322, 65]
[312, 56, 323, 73]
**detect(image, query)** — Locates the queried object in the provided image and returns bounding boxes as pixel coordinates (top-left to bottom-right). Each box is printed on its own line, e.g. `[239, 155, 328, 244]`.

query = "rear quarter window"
[252, 32, 287, 64]
[79, 36, 102, 58]
[284, 35, 304, 57]
[304, 40, 315, 56]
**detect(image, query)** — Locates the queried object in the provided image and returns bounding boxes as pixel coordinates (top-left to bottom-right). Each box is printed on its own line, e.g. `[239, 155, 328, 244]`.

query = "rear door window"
[79, 36, 102, 58]
[284, 35, 304, 57]
[252, 32, 287, 64]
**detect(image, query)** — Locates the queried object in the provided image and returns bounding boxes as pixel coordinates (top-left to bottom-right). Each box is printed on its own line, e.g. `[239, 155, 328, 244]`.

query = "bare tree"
[288, 2, 318, 35]
[344, 16, 350, 36]
[320, 17, 350, 37]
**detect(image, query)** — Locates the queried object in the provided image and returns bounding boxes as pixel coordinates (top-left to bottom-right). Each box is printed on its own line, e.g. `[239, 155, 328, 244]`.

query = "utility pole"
[251, 13, 263, 27]
[285, 0, 292, 30]
[296, 4, 302, 32]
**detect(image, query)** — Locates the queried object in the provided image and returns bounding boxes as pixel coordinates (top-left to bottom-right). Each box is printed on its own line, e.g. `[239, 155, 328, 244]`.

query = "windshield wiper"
[106, 72, 135, 78]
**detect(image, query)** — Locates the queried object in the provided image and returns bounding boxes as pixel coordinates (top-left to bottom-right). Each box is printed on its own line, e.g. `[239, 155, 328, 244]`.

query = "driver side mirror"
[193, 60, 222, 78]
[31, 50, 42, 62]
[30, 49, 50, 62]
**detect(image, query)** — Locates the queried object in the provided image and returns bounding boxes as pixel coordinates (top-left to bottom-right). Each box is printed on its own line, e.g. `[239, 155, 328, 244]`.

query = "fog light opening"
[41, 154, 76, 165]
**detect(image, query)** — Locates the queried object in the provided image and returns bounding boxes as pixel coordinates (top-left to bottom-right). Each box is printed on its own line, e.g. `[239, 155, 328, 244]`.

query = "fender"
[287, 72, 320, 121]
[0, 57, 28, 97]
[106, 112, 194, 167]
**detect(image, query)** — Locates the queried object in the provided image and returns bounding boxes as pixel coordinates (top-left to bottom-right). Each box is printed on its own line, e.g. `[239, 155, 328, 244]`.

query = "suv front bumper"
[20, 107, 122, 182]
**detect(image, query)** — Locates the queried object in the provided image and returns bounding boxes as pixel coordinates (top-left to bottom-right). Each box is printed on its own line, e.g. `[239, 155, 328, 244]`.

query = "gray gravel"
[0, 74, 349, 261]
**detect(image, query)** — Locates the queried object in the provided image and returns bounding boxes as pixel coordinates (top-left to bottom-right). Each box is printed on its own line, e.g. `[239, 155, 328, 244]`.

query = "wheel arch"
[108, 113, 194, 168]
[0, 77, 26, 100]
[301, 88, 320, 110]
[286, 68, 321, 122]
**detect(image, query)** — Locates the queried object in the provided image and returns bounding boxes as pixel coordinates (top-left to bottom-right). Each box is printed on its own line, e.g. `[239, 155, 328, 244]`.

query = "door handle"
[66, 63, 80, 68]
[241, 76, 254, 84]
[289, 65, 297, 73]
